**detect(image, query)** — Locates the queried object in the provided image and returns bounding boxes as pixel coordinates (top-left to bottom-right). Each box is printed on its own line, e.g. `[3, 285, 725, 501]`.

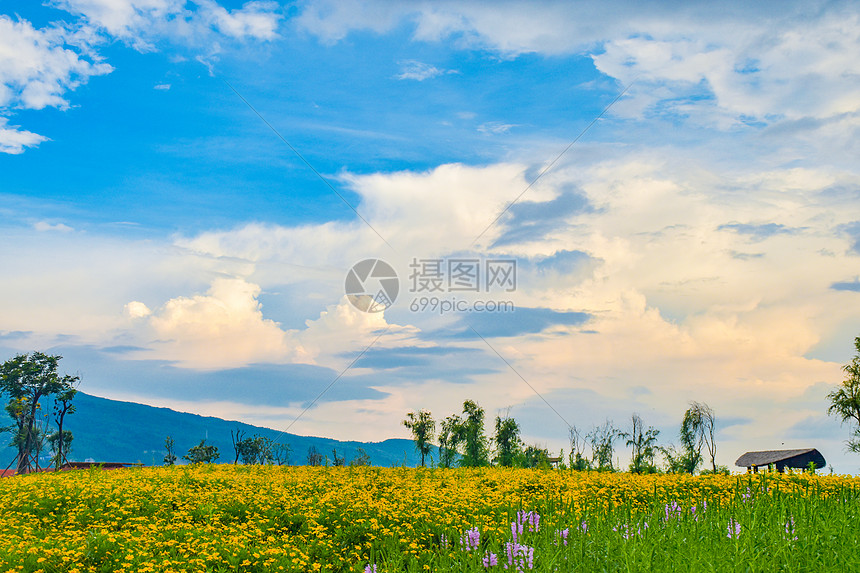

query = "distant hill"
[0, 392, 420, 469]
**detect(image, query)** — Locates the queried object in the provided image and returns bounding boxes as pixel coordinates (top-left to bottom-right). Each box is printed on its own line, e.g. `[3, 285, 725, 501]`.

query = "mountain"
[0, 392, 420, 468]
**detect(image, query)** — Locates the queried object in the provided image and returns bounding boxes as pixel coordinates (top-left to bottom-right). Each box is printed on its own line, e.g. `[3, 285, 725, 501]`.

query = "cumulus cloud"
[0, 15, 113, 112]
[0, 14, 112, 153]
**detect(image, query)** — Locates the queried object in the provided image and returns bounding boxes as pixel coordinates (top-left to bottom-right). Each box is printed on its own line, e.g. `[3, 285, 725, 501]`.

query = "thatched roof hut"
[735, 448, 825, 473]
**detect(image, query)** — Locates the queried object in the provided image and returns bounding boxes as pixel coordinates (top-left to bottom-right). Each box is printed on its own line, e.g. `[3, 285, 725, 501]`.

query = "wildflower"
[364, 565, 377, 573]
[460, 527, 480, 552]
[554, 528, 569, 546]
[511, 521, 523, 543]
[580, 521, 588, 533]
[483, 552, 498, 567]
[664, 501, 682, 520]
[440, 534, 449, 549]
[504, 542, 534, 571]
[516, 510, 540, 532]
[785, 517, 798, 541]
[727, 519, 741, 539]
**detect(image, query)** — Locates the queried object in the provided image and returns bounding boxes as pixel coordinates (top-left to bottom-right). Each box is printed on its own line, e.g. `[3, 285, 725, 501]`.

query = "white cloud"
[0, 118, 49, 154]
[153, 83, 171, 90]
[196, 0, 280, 41]
[0, 15, 113, 111]
[124, 301, 152, 318]
[296, 1, 860, 128]
[33, 221, 74, 232]
[395, 60, 451, 81]
[140, 277, 299, 369]
[477, 121, 515, 135]
[53, 0, 281, 48]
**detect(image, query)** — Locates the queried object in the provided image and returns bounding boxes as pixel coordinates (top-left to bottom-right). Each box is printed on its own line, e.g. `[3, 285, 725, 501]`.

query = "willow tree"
[828, 336, 860, 453]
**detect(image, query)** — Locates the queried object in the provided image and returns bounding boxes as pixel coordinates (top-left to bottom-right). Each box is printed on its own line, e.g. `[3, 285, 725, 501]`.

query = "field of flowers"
[1, 465, 859, 572]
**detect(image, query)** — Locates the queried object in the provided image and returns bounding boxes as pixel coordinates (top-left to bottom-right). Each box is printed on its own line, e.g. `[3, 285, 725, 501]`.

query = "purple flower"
[504, 542, 535, 571]
[727, 519, 741, 539]
[554, 528, 569, 546]
[516, 510, 540, 532]
[460, 527, 481, 552]
[440, 534, 449, 549]
[664, 501, 682, 520]
[580, 520, 588, 533]
[364, 565, 377, 573]
[785, 517, 798, 541]
[483, 552, 499, 567]
[511, 521, 523, 543]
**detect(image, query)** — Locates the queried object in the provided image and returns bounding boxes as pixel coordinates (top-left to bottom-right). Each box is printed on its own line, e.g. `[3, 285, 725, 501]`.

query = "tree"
[349, 447, 371, 467]
[402, 410, 435, 467]
[236, 435, 274, 465]
[331, 448, 345, 467]
[568, 426, 590, 471]
[272, 442, 291, 466]
[458, 400, 489, 467]
[50, 378, 78, 470]
[0, 353, 79, 474]
[438, 414, 462, 468]
[520, 444, 551, 468]
[230, 428, 246, 464]
[307, 445, 324, 467]
[623, 413, 660, 474]
[698, 403, 717, 473]
[183, 439, 219, 464]
[493, 414, 522, 467]
[588, 420, 621, 470]
[828, 336, 860, 453]
[163, 436, 177, 466]
[47, 430, 72, 469]
[670, 402, 714, 475]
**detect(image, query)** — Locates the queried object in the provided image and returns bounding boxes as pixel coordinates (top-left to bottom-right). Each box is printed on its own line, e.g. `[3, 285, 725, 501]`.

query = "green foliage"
[307, 445, 324, 467]
[568, 426, 591, 471]
[163, 436, 177, 466]
[272, 442, 291, 466]
[623, 413, 660, 474]
[457, 400, 490, 467]
[183, 439, 219, 464]
[0, 352, 79, 473]
[493, 415, 522, 467]
[827, 335, 860, 453]
[349, 447, 371, 467]
[438, 414, 461, 468]
[589, 420, 621, 470]
[402, 409, 435, 467]
[236, 435, 274, 465]
[519, 444, 551, 468]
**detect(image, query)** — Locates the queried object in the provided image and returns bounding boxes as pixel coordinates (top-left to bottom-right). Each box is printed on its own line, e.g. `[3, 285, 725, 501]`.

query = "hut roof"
[735, 448, 825, 468]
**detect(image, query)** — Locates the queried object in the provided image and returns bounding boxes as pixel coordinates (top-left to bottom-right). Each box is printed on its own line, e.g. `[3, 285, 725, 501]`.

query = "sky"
[2, 0, 860, 472]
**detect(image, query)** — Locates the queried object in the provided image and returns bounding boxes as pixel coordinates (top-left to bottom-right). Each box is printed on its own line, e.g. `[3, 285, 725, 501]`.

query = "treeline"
[160, 431, 372, 468]
[404, 400, 727, 474]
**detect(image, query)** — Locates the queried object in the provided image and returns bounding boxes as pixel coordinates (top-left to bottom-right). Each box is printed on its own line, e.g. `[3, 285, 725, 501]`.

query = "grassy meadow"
[1, 465, 859, 572]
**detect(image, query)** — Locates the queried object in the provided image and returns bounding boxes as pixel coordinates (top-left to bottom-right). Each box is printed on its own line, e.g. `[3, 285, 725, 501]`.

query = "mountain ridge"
[0, 392, 420, 468]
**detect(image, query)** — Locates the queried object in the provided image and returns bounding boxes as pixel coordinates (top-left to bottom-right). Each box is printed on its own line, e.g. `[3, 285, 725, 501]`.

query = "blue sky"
[2, 0, 860, 472]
